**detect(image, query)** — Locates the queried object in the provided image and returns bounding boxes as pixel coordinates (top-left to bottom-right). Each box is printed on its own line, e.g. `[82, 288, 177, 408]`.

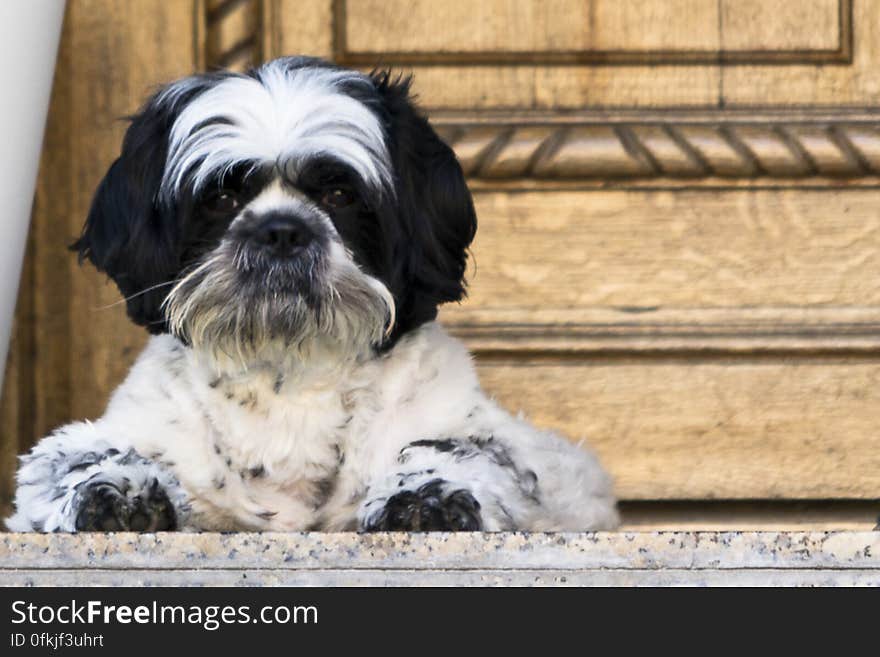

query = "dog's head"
[75, 56, 476, 368]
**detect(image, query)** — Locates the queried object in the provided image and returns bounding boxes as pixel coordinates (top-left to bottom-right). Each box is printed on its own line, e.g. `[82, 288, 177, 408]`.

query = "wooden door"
[3, 0, 880, 528]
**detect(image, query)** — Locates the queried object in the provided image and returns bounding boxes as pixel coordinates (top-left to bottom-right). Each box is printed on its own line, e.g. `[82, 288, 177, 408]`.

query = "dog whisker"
[91, 280, 179, 311]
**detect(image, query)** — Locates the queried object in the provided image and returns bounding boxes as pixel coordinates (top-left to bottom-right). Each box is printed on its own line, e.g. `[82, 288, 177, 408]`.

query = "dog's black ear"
[72, 81, 207, 333]
[371, 72, 477, 341]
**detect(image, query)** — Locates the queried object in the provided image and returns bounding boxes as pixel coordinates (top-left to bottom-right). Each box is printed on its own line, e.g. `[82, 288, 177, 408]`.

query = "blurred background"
[2, 0, 880, 530]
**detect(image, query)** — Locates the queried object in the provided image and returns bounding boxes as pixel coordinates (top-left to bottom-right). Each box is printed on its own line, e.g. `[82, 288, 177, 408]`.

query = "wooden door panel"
[721, 0, 843, 53]
[444, 189, 880, 315]
[447, 187, 880, 499]
[479, 356, 880, 499]
[342, 1, 724, 57]
[340, 0, 842, 62]
[270, 0, 865, 109]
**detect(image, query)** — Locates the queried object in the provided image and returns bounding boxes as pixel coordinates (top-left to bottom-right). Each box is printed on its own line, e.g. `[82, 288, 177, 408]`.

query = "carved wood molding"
[443, 307, 880, 356]
[432, 110, 880, 183]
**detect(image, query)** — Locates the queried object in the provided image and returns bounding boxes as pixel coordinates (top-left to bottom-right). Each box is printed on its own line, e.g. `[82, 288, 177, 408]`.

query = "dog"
[6, 57, 618, 533]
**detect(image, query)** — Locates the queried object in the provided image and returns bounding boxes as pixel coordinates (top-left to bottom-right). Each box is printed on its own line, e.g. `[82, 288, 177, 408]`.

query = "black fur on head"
[73, 57, 477, 352]
[72, 73, 231, 333]
[366, 71, 477, 344]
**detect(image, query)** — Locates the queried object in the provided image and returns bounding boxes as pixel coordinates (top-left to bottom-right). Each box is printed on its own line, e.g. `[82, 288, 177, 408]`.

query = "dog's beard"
[163, 238, 395, 372]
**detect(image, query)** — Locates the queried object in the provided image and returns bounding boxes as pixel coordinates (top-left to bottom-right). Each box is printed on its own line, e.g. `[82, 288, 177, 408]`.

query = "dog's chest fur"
[196, 371, 357, 529]
[97, 323, 480, 531]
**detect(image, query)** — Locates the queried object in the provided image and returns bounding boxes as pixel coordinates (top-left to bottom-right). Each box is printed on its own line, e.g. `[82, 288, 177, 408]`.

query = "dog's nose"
[252, 213, 315, 256]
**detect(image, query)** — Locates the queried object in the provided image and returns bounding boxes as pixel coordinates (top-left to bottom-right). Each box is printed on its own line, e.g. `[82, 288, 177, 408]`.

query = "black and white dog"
[7, 57, 618, 533]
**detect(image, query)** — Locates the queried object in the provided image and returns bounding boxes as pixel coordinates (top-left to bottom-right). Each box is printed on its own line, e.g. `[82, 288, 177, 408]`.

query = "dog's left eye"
[320, 187, 356, 209]
[203, 190, 241, 214]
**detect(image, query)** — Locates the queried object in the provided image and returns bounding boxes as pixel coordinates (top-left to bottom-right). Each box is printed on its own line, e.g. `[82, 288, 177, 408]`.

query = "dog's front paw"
[74, 478, 177, 532]
[363, 479, 482, 531]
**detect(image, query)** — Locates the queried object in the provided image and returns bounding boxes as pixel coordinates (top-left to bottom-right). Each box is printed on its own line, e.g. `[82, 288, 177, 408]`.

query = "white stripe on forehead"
[159, 63, 391, 201]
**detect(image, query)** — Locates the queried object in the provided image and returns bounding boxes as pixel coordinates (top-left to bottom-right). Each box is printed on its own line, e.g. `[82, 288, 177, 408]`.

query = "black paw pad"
[366, 479, 482, 531]
[74, 478, 177, 532]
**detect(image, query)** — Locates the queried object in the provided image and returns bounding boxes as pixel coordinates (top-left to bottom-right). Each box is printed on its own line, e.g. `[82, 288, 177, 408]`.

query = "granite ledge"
[1, 531, 878, 586]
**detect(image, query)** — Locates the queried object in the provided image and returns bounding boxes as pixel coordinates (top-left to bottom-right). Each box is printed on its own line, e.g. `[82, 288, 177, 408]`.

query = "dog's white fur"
[7, 323, 617, 532]
[160, 66, 391, 201]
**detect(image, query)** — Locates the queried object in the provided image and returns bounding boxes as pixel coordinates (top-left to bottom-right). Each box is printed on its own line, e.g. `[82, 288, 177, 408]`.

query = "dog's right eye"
[320, 187, 356, 209]
[202, 190, 241, 214]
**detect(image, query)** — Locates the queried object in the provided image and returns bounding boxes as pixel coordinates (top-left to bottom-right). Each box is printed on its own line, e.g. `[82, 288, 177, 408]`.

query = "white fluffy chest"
[205, 376, 352, 479]
[177, 370, 369, 530]
[100, 323, 481, 530]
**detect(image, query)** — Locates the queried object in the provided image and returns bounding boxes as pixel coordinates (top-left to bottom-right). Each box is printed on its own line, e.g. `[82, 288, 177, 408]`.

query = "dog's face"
[76, 57, 476, 368]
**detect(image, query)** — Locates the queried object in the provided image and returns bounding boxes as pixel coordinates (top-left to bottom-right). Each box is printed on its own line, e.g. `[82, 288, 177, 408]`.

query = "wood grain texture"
[722, 0, 880, 106]
[203, 0, 265, 70]
[446, 307, 880, 355]
[29, 14, 75, 450]
[442, 189, 880, 318]
[721, 0, 841, 52]
[478, 355, 880, 499]
[343, 0, 723, 54]
[339, 0, 848, 64]
[619, 501, 880, 531]
[374, 64, 723, 111]
[273, 1, 868, 109]
[273, 0, 333, 59]
[276, 3, 721, 109]
[298, 0, 860, 108]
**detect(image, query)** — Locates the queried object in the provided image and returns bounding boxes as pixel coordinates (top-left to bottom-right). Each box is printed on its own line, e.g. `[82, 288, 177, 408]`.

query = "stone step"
[2, 531, 878, 586]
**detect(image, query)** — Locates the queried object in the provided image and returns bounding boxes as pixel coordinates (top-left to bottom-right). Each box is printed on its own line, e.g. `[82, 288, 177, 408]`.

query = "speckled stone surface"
[1, 531, 879, 586]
